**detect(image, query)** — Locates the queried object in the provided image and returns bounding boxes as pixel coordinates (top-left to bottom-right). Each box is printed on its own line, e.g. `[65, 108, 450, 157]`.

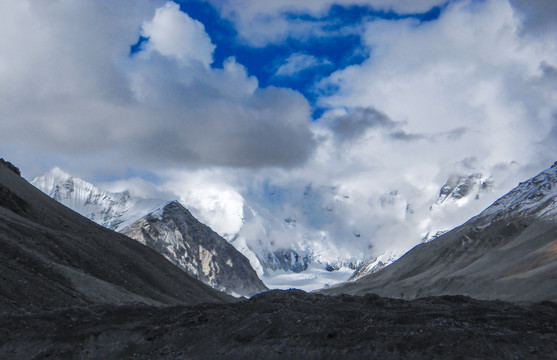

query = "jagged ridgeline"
[0, 158, 20, 176]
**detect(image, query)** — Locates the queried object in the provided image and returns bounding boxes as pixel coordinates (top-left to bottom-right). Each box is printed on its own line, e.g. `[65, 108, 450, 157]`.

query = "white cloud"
[137, 0, 557, 267]
[320, 0, 557, 168]
[162, 168, 246, 240]
[3, 0, 557, 288]
[205, 0, 446, 45]
[0, 1, 316, 175]
[276, 53, 331, 77]
[141, 2, 215, 67]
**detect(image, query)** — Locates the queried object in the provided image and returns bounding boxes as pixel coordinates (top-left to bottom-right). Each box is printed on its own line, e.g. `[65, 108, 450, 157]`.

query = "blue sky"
[131, 1, 446, 116]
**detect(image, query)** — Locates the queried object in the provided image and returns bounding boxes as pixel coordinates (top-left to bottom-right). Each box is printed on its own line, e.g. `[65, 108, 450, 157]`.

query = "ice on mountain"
[32, 168, 167, 231]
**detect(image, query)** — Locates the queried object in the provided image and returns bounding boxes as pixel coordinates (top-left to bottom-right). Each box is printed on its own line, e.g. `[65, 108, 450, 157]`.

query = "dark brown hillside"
[0, 163, 231, 314]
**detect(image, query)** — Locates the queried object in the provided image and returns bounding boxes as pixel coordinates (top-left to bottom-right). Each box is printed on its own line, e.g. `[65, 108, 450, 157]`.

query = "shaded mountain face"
[121, 202, 268, 297]
[321, 162, 557, 303]
[0, 163, 231, 314]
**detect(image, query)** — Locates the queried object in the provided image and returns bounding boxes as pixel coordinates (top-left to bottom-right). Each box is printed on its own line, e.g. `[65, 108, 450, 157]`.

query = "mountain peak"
[32, 168, 168, 231]
[38, 167, 75, 184]
[121, 201, 268, 297]
[432, 172, 492, 209]
[46, 166, 71, 177]
[0, 158, 21, 176]
[479, 161, 557, 220]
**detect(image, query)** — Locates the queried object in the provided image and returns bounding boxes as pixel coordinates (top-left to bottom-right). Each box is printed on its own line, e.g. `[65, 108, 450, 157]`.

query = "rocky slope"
[348, 251, 400, 281]
[32, 168, 266, 297]
[1, 290, 556, 359]
[321, 161, 557, 302]
[121, 202, 267, 297]
[0, 162, 231, 314]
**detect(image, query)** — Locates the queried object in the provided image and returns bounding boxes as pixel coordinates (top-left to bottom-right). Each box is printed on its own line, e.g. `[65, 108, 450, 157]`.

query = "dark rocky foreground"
[2, 290, 556, 360]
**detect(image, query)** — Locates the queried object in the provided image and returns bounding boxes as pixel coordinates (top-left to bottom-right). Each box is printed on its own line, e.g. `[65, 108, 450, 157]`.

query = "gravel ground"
[2, 289, 556, 359]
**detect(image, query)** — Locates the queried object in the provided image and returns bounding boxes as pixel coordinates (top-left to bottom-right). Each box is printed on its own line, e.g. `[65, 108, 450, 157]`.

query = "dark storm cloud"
[325, 107, 469, 144]
[443, 127, 468, 141]
[510, 0, 557, 33]
[541, 62, 557, 78]
[328, 107, 398, 140]
[389, 127, 468, 142]
[129, 87, 316, 168]
[389, 130, 426, 141]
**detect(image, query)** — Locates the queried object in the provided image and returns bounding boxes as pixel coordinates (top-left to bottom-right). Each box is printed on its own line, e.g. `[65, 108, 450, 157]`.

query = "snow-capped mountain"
[227, 189, 366, 290]
[321, 161, 557, 302]
[348, 250, 400, 281]
[346, 171, 494, 282]
[32, 168, 166, 231]
[478, 163, 557, 219]
[432, 173, 493, 208]
[32, 168, 266, 297]
[32, 168, 368, 291]
[121, 201, 268, 297]
[31, 163, 517, 292]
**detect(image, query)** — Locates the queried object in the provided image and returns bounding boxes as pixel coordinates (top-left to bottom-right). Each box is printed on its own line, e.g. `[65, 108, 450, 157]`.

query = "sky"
[1, 0, 557, 273]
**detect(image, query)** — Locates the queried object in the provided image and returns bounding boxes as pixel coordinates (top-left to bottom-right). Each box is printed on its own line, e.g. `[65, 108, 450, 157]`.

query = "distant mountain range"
[32, 164, 505, 291]
[3, 157, 557, 360]
[321, 162, 557, 302]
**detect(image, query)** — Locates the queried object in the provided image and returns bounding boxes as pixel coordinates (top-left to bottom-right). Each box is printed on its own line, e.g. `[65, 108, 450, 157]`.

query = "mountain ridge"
[0, 163, 231, 313]
[320, 161, 557, 302]
[32, 167, 167, 231]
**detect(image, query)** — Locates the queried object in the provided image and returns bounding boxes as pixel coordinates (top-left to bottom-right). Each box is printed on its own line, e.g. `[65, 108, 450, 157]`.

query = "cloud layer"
[0, 0, 315, 175]
[205, 0, 447, 45]
[3, 0, 557, 276]
[150, 0, 557, 263]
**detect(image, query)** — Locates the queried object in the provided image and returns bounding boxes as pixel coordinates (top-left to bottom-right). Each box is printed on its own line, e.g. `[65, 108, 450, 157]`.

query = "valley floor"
[1, 290, 556, 359]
